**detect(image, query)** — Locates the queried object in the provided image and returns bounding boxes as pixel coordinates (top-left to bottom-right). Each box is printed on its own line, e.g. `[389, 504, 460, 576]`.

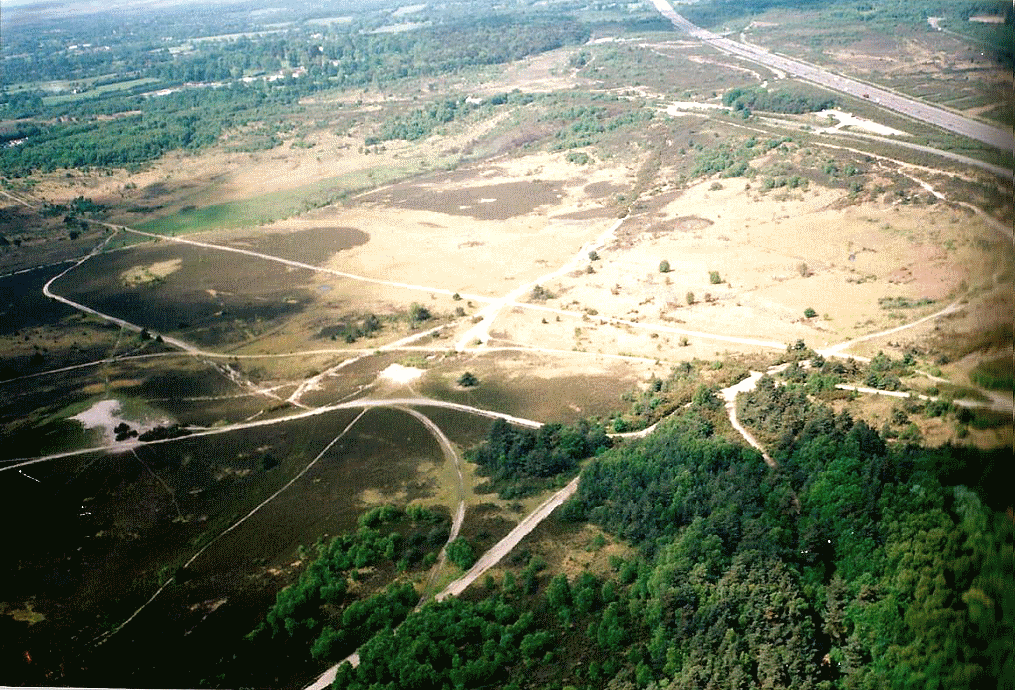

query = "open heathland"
[1, 0, 1011, 687]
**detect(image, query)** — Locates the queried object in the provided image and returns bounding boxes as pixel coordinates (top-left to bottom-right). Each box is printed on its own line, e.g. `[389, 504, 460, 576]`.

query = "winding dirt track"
[817, 301, 962, 360]
[41, 230, 298, 407]
[0, 398, 543, 473]
[393, 406, 467, 596]
[721, 371, 776, 468]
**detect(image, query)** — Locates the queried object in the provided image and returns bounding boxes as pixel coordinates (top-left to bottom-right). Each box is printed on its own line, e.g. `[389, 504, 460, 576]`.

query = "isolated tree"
[659, 260, 670, 273]
[446, 537, 477, 569]
[458, 371, 479, 387]
[804, 307, 817, 318]
[409, 303, 431, 324]
[362, 313, 381, 334]
[530, 285, 554, 301]
[588, 250, 600, 261]
[686, 291, 696, 305]
[709, 270, 722, 284]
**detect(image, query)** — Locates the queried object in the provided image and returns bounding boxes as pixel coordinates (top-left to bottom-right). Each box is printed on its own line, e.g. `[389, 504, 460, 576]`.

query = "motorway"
[649, 0, 1015, 153]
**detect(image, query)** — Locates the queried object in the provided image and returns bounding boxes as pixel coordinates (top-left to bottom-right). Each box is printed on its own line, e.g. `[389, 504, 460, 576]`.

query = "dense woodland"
[0, 3, 596, 175]
[3, 0, 1011, 175]
[467, 418, 612, 498]
[258, 391, 1010, 690]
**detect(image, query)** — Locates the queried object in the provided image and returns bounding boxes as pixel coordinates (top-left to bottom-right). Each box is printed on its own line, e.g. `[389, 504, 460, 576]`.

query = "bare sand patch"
[814, 109, 908, 137]
[69, 398, 170, 444]
[969, 15, 1005, 24]
[120, 259, 182, 287]
[378, 363, 425, 384]
[292, 154, 630, 299]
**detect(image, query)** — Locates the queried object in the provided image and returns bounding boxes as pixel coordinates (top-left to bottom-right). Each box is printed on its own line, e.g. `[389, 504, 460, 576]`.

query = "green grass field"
[136, 162, 436, 235]
[40, 77, 161, 106]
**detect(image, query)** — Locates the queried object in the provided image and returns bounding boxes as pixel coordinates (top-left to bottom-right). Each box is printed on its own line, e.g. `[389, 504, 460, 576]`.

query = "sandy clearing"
[814, 109, 908, 137]
[378, 364, 425, 384]
[69, 399, 169, 445]
[534, 180, 930, 346]
[120, 258, 183, 287]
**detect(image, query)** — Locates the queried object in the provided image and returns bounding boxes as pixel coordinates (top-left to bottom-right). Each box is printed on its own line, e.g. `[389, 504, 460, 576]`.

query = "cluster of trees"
[861, 351, 909, 391]
[319, 313, 382, 344]
[332, 554, 646, 690]
[970, 356, 1013, 391]
[722, 86, 835, 115]
[549, 103, 655, 151]
[608, 360, 737, 433]
[371, 98, 475, 144]
[246, 505, 449, 665]
[0, 91, 44, 121]
[0, 84, 296, 176]
[568, 413, 772, 552]
[568, 396, 1008, 688]
[692, 135, 793, 178]
[333, 592, 530, 689]
[467, 418, 611, 497]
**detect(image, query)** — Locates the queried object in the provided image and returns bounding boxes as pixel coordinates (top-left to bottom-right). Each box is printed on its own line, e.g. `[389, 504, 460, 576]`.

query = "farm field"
[1, 0, 1011, 688]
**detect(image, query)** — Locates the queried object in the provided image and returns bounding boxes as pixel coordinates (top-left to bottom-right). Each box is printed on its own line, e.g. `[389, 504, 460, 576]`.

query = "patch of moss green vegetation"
[136, 165, 420, 235]
[969, 356, 1015, 391]
[692, 134, 794, 178]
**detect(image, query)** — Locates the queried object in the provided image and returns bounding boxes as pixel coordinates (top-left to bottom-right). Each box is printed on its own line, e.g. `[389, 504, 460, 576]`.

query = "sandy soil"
[120, 259, 183, 287]
[813, 109, 908, 137]
[69, 398, 170, 444]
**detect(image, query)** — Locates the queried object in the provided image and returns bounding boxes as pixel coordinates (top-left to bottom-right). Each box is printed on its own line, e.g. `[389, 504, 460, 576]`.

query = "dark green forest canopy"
[322, 401, 1011, 690]
[466, 418, 611, 499]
